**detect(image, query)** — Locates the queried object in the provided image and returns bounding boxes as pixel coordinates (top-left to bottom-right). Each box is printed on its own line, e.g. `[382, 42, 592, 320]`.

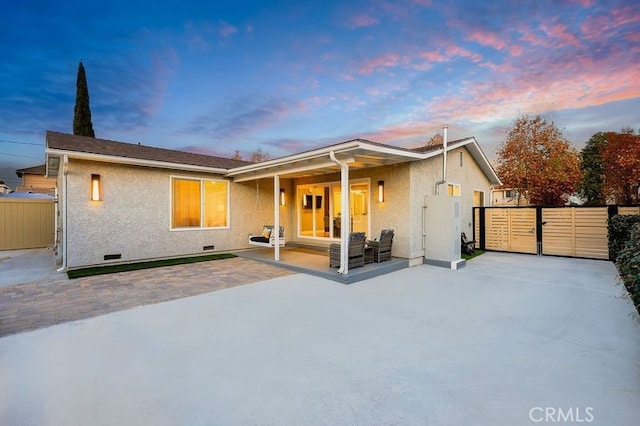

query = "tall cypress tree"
[73, 61, 95, 137]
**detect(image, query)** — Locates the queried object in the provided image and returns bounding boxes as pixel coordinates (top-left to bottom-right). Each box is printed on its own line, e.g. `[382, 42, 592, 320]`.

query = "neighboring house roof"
[45, 131, 250, 176]
[1, 192, 53, 199]
[16, 164, 46, 177]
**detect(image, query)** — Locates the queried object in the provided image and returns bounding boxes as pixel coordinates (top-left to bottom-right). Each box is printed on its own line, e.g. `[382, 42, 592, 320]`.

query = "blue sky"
[1, 0, 639, 188]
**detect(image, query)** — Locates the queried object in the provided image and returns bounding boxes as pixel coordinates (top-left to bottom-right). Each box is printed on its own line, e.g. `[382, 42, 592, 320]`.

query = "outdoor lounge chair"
[248, 225, 286, 248]
[461, 232, 475, 256]
[367, 229, 394, 263]
[329, 232, 366, 269]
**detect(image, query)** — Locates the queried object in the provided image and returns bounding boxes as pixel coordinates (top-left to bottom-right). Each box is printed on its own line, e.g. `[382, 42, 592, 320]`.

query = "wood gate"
[478, 207, 537, 254]
[541, 207, 608, 259]
[0, 198, 55, 250]
[474, 205, 640, 260]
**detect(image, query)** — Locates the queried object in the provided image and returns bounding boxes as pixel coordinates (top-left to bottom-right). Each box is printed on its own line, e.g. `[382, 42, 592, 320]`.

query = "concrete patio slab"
[0, 248, 63, 288]
[1, 252, 639, 425]
[237, 246, 409, 283]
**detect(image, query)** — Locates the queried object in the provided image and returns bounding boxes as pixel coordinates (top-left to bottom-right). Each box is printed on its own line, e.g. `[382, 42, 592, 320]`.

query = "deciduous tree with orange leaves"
[600, 129, 640, 204]
[496, 114, 581, 206]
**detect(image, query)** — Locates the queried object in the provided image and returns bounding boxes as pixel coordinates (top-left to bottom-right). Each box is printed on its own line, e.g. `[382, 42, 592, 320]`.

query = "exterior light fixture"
[91, 174, 101, 201]
[377, 180, 384, 203]
[280, 188, 286, 206]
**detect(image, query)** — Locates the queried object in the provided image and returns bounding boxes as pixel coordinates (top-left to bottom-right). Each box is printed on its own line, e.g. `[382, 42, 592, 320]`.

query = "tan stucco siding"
[64, 160, 283, 269]
[410, 147, 492, 257]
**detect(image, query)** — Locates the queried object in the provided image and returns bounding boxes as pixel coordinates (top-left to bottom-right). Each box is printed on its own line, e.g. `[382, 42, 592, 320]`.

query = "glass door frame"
[296, 178, 370, 242]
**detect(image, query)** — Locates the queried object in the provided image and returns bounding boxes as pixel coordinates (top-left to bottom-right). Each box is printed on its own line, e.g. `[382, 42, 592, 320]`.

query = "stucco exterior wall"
[410, 146, 492, 259]
[64, 160, 285, 269]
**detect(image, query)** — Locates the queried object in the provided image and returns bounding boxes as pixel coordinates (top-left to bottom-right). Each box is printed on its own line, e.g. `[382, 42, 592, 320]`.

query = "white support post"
[274, 174, 280, 261]
[330, 151, 349, 274]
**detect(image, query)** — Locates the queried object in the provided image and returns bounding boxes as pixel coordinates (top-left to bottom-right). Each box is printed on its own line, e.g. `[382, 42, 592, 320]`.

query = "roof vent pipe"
[442, 125, 448, 182]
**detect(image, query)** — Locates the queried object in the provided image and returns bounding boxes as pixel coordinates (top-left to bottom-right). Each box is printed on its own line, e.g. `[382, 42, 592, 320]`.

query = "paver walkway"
[0, 257, 292, 337]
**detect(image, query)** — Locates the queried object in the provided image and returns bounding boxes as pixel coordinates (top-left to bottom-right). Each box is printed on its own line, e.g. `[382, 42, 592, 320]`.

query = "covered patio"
[236, 244, 409, 284]
[227, 139, 427, 277]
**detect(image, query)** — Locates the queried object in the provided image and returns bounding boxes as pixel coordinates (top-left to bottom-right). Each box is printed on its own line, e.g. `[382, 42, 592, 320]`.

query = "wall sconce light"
[377, 180, 385, 203]
[280, 188, 286, 206]
[91, 174, 101, 201]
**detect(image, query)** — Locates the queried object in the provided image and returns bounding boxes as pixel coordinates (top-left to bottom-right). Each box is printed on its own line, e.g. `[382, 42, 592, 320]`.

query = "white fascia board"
[226, 140, 426, 178]
[232, 160, 339, 183]
[45, 148, 229, 175]
[225, 142, 362, 176]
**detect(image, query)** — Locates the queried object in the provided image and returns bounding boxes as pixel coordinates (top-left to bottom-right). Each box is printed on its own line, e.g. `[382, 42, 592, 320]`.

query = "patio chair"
[248, 225, 286, 247]
[461, 232, 475, 256]
[367, 229, 394, 263]
[329, 232, 366, 269]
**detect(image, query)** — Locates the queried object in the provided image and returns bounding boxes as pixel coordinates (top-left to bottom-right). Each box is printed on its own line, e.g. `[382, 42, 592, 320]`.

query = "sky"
[1, 0, 639, 189]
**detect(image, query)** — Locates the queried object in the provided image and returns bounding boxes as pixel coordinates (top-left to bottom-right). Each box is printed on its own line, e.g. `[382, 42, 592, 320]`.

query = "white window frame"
[170, 175, 230, 231]
[447, 182, 461, 197]
[473, 189, 486, 207]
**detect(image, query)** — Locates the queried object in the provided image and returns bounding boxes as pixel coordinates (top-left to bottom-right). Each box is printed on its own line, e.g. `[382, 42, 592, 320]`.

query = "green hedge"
[609, 214, 640, 314]
[608, 215, 640, 262]
[616, 222, 640, 312]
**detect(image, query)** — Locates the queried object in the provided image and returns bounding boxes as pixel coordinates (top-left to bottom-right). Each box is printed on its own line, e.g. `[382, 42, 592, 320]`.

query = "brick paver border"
[0, 257, 293, 337]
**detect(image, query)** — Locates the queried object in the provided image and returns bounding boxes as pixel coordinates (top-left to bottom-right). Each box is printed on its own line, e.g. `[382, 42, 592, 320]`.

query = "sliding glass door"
[298, 180, 369, 240]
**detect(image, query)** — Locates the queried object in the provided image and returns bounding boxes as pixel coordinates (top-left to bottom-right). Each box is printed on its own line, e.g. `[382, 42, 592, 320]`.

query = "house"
[490, 186, 531, 206]
[15, 164, 56, 195]
[45, 130, 501, 273]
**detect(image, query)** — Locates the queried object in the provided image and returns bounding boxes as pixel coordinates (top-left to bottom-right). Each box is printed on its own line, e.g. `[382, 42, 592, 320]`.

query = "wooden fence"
[0, 198, 55, 250]
[473, 205, 640, 260]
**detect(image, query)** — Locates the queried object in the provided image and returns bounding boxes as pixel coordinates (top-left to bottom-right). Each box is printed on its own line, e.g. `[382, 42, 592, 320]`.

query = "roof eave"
[45, 148, 229, 175]
[226, 140, 426, 178]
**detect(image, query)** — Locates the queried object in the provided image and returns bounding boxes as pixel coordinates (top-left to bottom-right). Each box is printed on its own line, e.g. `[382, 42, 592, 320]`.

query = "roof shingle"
[46, 131, 250, 170]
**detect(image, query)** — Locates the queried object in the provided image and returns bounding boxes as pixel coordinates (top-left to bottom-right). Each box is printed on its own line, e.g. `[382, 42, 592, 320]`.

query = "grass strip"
[67, 253, 237, 279]
[462, 249, 485, 260]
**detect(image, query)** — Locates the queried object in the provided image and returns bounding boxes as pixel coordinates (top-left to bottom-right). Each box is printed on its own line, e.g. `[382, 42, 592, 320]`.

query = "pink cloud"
[567, 0, 594, 6]
[541, 23, 581, 47]
[424, 49, 640, 127]
[359, 52, 401, 74]
[467, 30, 507, 51]
[415, 44, 481, 67]
[611, 6, 640, 26]
[419, 50, 446, 62]
[348, 13, 380, 28]
[220, 22, 238, 38]
[627, 32, 640, 42]
[446, 44, 482, 63]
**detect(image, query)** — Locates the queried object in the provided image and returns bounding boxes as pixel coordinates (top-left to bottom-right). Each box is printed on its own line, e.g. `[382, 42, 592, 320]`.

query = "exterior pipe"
[329, 151, 349, 275]
[442, 125, 448, 182]
[435, 125, 449, 195]
[273, 174, 280, 261]
[56, 155, 68, 272]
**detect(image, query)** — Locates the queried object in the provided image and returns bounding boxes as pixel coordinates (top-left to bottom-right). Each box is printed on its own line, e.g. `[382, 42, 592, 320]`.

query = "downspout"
[434, 125, 448, 195]
[273, 174, 280, 261]
[56, 155, 68, 272]
[329, 151, 349, 275]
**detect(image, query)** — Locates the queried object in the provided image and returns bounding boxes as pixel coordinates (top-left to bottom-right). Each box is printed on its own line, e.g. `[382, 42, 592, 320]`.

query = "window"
[172, 177, 228, 229]
[447, 183, 461, 197]
[505, 189, 516, 198]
